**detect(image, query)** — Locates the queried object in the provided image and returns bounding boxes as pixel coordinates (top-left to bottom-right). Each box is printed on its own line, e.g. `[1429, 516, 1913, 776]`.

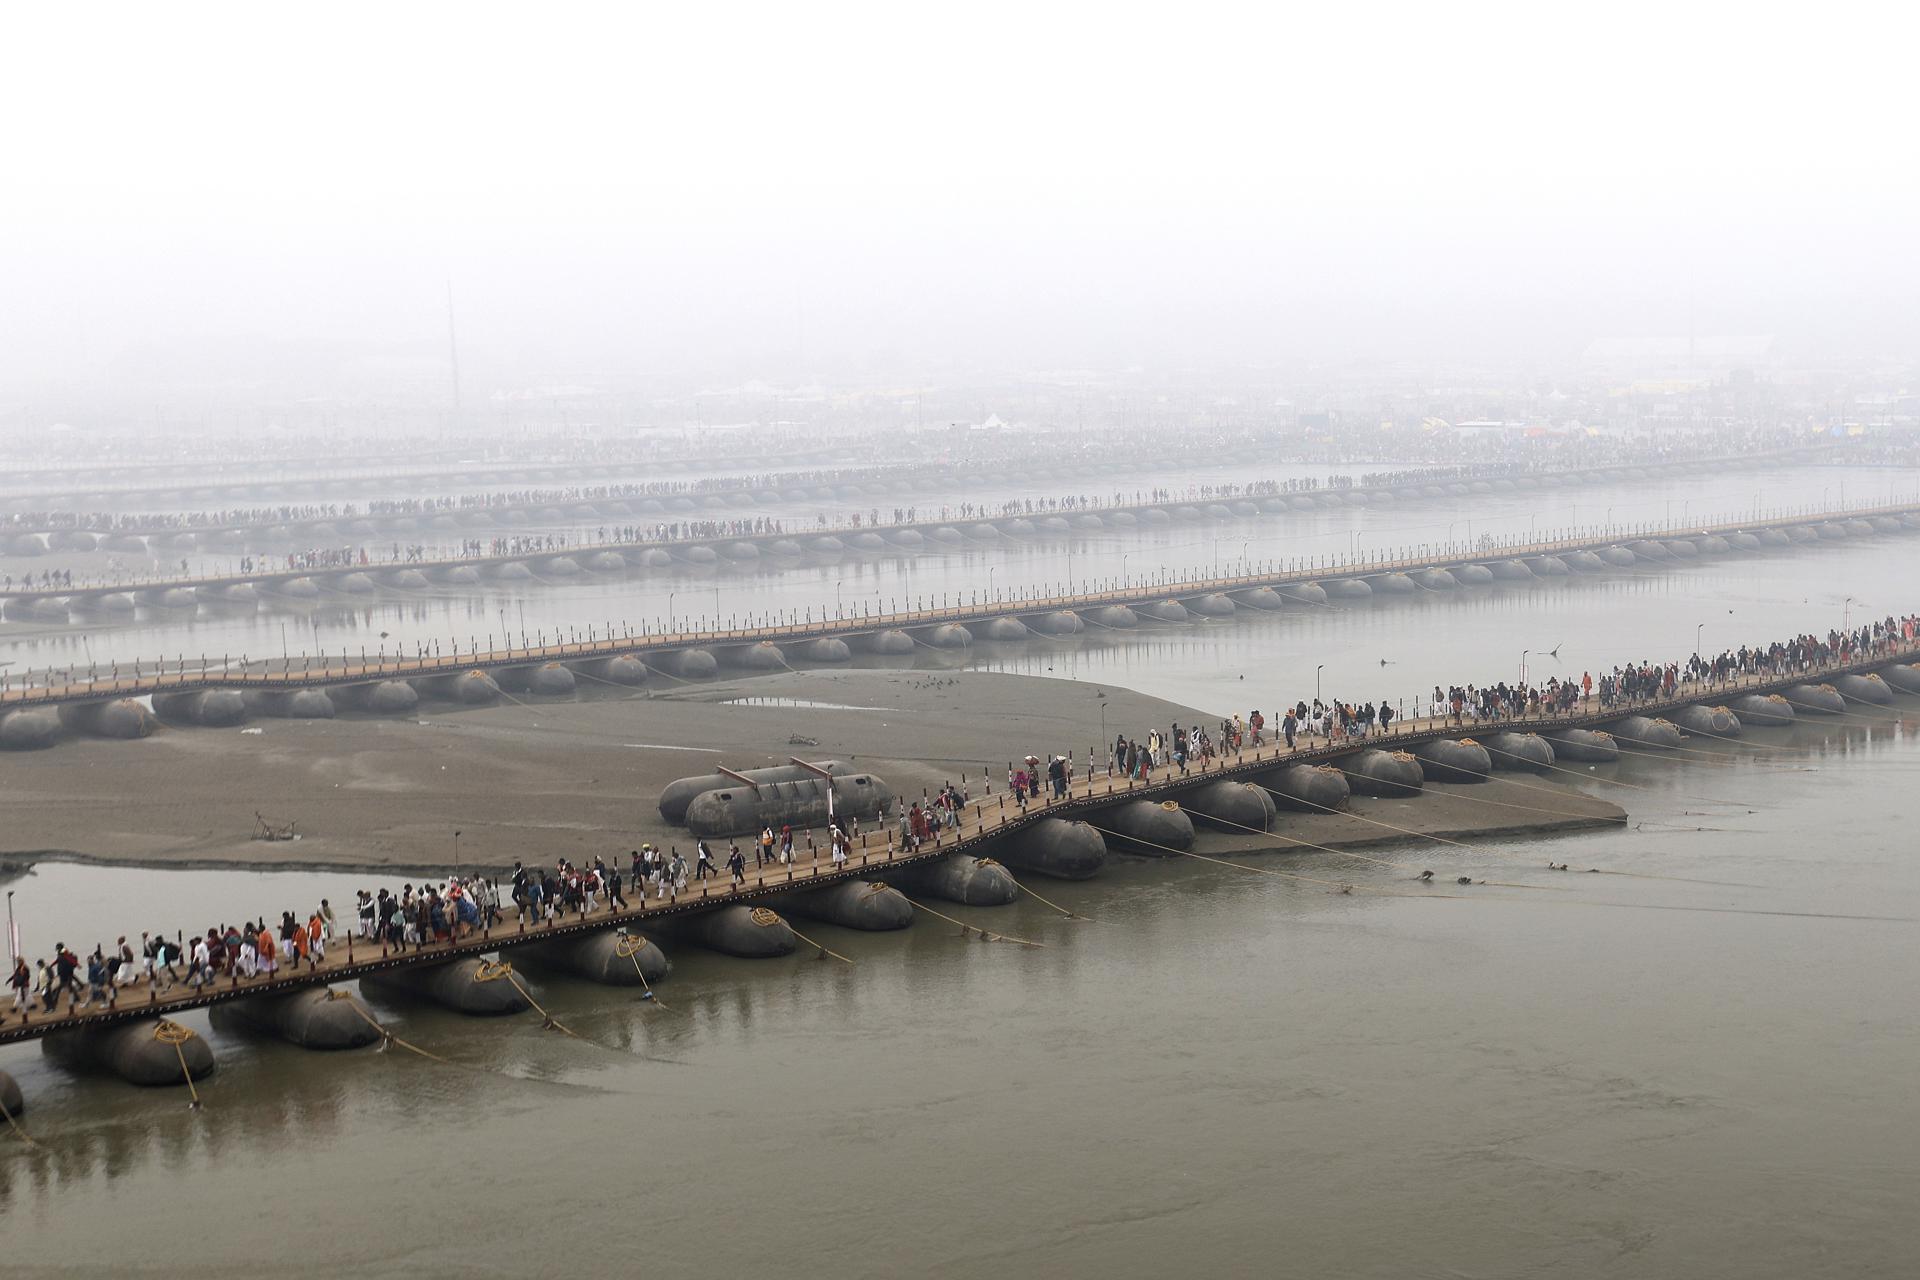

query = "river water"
[2, 469, 1918, 1277]
[2, 464, 1914, 682]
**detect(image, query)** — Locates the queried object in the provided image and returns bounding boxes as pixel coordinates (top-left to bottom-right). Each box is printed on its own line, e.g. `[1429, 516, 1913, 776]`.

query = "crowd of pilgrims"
[1597, 616, 1919, 706]
[12, 612, 1918, 1018]
[5, 823, 970, 1017]
[2, 420, 1826, 530]
[1033, 615, 1920, 781]
[0, 466, 936, 534]
[2, 568, 73, 591]
[2, 448, 1735, 554]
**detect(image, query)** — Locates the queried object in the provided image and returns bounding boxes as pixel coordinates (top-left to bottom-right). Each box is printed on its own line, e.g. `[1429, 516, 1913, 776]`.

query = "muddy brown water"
[2, 472, 1918, 1276]
[3, 720, 1916, 1277]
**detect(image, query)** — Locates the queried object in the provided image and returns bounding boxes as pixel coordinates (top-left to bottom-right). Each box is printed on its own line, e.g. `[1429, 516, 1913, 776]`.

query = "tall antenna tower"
[446, 279, 463, 429]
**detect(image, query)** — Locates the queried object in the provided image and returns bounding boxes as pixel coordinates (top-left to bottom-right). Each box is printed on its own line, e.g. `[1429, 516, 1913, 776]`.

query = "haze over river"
[1, 468, 1916, 1277]
[2, 464, 1913, 684]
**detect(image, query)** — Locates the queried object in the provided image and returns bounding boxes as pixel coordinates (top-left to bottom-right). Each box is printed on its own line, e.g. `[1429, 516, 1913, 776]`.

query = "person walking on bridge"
[51, 944, 79, 1010]
[727, 844, 747, 887]
[669, 849, 690, 894]
[84, 947, 109, 1008]
[695, 840, 717, 882]
[255, 922, 277, 978]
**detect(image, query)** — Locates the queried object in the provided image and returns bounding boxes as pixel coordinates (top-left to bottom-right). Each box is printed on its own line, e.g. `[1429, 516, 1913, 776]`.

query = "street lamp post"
[1316, 663, 1324, 703]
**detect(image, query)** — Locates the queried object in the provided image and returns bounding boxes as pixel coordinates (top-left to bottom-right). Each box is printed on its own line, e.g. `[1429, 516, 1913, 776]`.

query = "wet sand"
[0, 667, 1622, 874]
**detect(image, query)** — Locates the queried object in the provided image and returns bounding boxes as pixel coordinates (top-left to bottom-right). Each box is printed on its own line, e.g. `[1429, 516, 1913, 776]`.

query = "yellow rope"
[1085, 822, 1406, 895]
[1260, 779, 1760, 887]
[1668, 722, 1809, 755]
[0, 1091, 39, 1149]
[900, 894, 1047, 947]
[501, 969, 583, 1037]
[336, 993, 456, 1064]
[1003, 872, 1095, 922]
[1408, 782, 1631, 825]
[615, 932, 676, 1010]
[784, 923, 855, 964]
[1193, 810, 1558, 891]
[1466, 741, 1762, 809]
[1604, 736, 1745, 767]
[568, 663, 652, 694]
[472, 957, 583, 1035]
[473, 959, 514, 983]
[154, 1019, 202, 1108]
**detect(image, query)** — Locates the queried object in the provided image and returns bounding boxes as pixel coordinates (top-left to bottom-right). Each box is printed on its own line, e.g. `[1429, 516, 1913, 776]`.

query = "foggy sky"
[4, 2, 1916, 403]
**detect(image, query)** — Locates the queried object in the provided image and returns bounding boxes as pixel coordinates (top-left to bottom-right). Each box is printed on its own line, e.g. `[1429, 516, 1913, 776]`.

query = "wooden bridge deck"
[3, 642, 1912, 1046]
